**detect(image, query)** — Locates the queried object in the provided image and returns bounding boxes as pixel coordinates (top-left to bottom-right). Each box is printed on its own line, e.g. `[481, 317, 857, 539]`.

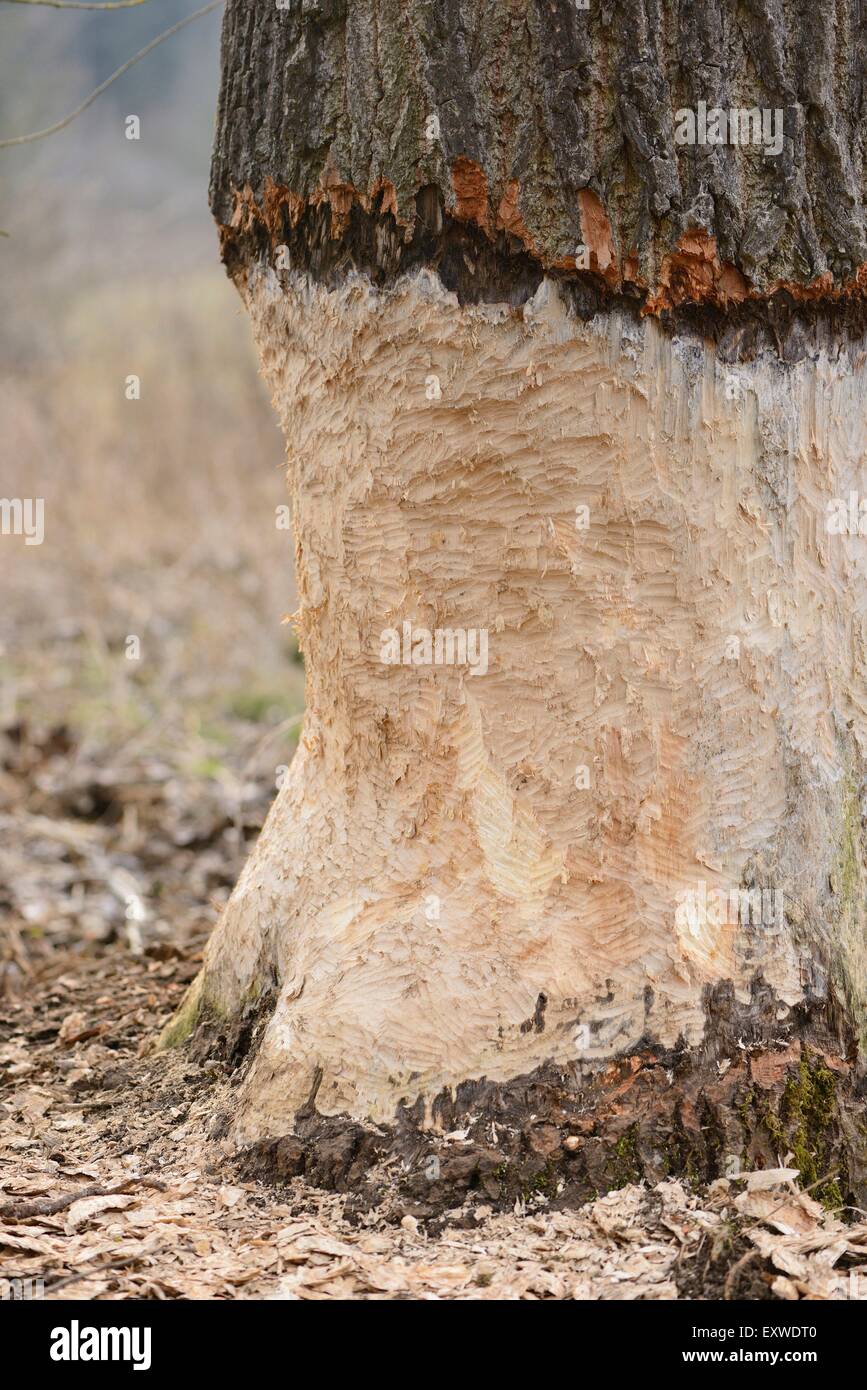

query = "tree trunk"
[164, 0, 867, 1212]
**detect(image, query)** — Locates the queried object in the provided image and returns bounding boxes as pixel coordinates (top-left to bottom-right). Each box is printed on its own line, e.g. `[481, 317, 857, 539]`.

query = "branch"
[0, 0, 223, 149]
[0, 1176, 166, 1220]
[1, 0, 154, 9]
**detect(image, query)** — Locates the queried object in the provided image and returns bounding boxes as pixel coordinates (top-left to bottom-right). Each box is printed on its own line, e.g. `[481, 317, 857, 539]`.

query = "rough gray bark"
[212, 0, 867, 305]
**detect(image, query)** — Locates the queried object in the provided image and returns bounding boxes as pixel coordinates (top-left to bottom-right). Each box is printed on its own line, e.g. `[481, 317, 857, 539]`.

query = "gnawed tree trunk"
[164, 0, 867, 1212]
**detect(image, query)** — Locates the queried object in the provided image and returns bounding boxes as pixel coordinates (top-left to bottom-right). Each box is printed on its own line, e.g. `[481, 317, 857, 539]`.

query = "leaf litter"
[2, 721, 867, 1300]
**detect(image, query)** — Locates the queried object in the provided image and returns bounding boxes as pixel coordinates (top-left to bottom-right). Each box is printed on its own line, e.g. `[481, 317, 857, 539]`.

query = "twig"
[0, 0, 223, 149]
[739, 1169, 841, 1234]
[241, 712, 306, 775]
[2, 0, 153, 8]
[62, 1096, 123, 1111]
[43, 1247, 168, 1297]
[723, 1246, 762, 1300]
[723, 1168, 842, 1299]
[0, 1176, 166, 1220]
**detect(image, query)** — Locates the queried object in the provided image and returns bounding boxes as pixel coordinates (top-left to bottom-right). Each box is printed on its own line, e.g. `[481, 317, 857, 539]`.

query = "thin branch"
[739, 1168, 841, 1233]
[43, 1246, 170, 1297]
[2, 0, 154, 9]
[0, 0, 223, 149]
[0, 1176, 166, 1220]
[723, 1246, 762, 1301]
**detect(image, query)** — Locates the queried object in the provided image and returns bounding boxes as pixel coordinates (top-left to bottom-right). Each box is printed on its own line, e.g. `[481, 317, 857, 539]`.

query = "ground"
[2, 724, 867, 1300]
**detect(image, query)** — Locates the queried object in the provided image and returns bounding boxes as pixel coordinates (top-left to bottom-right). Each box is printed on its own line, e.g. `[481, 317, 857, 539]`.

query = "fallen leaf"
[64, 1194, 137, 1231]
[58, 1012, 89, 1044]
[743, 1168, 800, 1191]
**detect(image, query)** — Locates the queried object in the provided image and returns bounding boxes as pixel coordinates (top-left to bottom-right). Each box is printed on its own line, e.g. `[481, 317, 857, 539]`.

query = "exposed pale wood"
[170, 268, 867, 1141]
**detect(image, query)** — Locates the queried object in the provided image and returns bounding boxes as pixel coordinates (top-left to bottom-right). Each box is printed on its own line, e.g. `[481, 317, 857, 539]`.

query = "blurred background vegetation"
[0, 0, 304, 766]
[0, 3, 305, 976]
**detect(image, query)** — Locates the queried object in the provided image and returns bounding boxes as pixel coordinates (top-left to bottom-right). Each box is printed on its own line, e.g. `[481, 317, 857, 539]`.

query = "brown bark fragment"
[495, 178, 537, 256]
[577, 188, 619, 287]
[310, 162, 359, 239]
[450, 156, 490, 233]
[644, 229, 749, 315]
[365, 178, 399, 221]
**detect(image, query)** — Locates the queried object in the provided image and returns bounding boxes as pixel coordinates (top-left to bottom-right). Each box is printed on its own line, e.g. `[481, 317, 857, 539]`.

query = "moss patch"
[157, 973, 206, 1050]
[830, 773, 867, 1055]
[780, 1051, 841, 1207]
[611, 1124, 641, 1189]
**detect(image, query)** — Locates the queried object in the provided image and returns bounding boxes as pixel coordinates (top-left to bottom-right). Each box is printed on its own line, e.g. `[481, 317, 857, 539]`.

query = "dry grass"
[1, 263, 304, 771]
[1, 234, 306, 999]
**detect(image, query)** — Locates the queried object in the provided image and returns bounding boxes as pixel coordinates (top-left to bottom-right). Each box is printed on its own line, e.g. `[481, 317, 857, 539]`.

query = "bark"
[210, 0, 867, 306]
[163, 0, 867, 1211]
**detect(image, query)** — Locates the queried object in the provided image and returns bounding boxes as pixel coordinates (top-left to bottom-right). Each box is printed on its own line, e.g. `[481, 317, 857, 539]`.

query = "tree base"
[190, 976, 867, 1222]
